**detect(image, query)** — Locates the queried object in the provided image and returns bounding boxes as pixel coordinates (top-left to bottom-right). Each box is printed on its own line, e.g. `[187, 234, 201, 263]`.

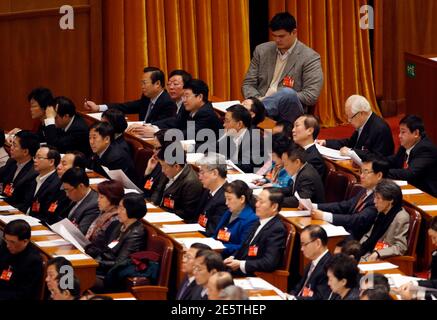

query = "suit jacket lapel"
[266, 45, 278, 89]
[280, 40, 301, 80]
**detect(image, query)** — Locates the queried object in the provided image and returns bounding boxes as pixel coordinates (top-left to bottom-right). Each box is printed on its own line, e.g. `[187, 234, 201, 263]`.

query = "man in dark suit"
[42, 96, 91, 156]
[387, 115, 437, 197]
[292, 114, 327, 179]
[150, 142, 204, 222]
[84, 67, 177, 128]
[0, 220, 44, 300]
[317, 95, 394, 157]
[281, 145, 325, 208]
[87, 121, 137, 185]
[311, 156, 389, 240]
[191, 250, 225, 300]
[196, 153, 228, 237]
[224, 188, 287, 276]
[290, 225, 332, 300]
[0, 131, 39, 212]
[217, 104, 266, 173]
[60, 167, 100, 234]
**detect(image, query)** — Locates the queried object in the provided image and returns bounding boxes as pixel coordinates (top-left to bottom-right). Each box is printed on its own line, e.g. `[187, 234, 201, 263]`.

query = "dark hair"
[97, 180, 125, 206]
[45, 146, 61, 167]
[90, 122, 115, 143]
[102, 109, 128, 134]
[224, 180, 255, 209]
[195, 250, 225, 272]
[374, 179, 403, 208]
[121, 193, 147, 219]
[154, 129, 168, 146]
[67, 151, 87, 170]
[326, 254, 359, 289]
[269, 12, 297, 32]
[361, 154, 390, 178]
[340, 240, 362, 262]
[190, 243, 212, 251]
[302, 225, 328, 246]
[361, 286, 392, 300]
[47, 257, 73, 280]
[215, 272, 234, 291]
[143, 67, 165, 87]
[54, 96, 76, 117]
[263, 187, 284, 212]
[285, 144, 307, 163]
[430, 216, 437, 232]
[274, 120, 292, 136]
[247, 98, 266, 126]
[227, 105, 252, 129]
[4, 220, 31, 240]
[0, 129, 5, 147]
[61, 167, 90, 187]
[361, 273, 390, 293]
[169, 69, 192, 85]
[157, 141, 186, 166]
[399, 115, 425, 137]
[301, 115, 320, 140]
[183, 79, 209, 103]
[57, 276, 81, 299]
[15, 130, 40, 157]
[272, 133, 291, 157]
[27, 87, 54, 110]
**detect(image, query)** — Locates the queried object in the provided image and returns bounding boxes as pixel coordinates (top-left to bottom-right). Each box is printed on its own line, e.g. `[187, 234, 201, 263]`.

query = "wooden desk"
[102, 292, 137, 300]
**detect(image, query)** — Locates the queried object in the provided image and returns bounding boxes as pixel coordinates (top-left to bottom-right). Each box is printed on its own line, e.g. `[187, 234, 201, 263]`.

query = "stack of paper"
[316, 144, 351, 160]
[175, 237, 226, 250]
[227, 173, 263, 189]
[393, 180, 408, 186]
[89, 178, 109, 185]
[31, 230, 56, 236]
[160, 223, 205, 234]
[144, 212, 183, 223]
[384, 273, 424, 288]
[234, 277, 286, 299]
[0, 214, 41, 227]
[88, 112, 102, 121]
[418, 205, 437, 212]
[212, 100, 241, 113]
[226, 160, 245, 174]
[280, 210, 311, 218]
[348, 150, 363, 166]
[146, 203, 157, 209]
[358, 262, 398, 272]
[294, 192, 314, 210]
[101, 167, 142, 193]
[54, 254, 92, 261]
[35, 239, 71, 247]
[401, 188, 423, 195]
[320, 224, 350, 237]
[0, 205, 18, 212]
[186, 153, 206, 164]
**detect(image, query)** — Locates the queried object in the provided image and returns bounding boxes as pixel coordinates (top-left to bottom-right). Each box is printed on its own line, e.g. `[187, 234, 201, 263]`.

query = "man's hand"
[396, 282, 414, 300]
[45, 106, 57, 119]
[84, 100, 99, 112]
[367, 252, 379, 262]
[224, 256, 241, 271]
[145, 155, 158, 176]
[126, 124, 157, 138]
[311, 209, 324, 220]
[339, 147, 351, 156]
[315, 139, 326, 146]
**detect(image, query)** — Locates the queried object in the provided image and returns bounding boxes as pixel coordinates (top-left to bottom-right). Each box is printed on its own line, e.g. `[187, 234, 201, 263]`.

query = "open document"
[212, 100, 241, 113]
[316, 144, 351, 160]
[102, 166, 143, 194]
[227, 173, 264, 189]
[294, 191, 314, 211]
[174, 237, 226, 250]
[348, 149, 363, 166]
[49, 218, 91, 253]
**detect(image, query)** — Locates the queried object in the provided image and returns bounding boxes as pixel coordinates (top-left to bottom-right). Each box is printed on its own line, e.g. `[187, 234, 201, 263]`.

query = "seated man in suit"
[191, 250, 225, 300]
[0, 131, 39, 212]
[292, 114, 327, 179]
[150, 142, 204, 222]
[88, 121, 137, 185]
[224, 188, 287, 276]
[60, 167, 100, 234]
[84, 66, 176, 130]
[43, 96, 91, 156]
[196, 153, 228, 237]
[242, 12, 321, 122]
[218, 104, 266, 173]
[290, 225, 332, 300]
[311, 156, 389, 240]
[317, 95, 394, 158]
[176, 243, 212, 300]
[281, 145, 325, 207]
[387, 115, 437, 197]
[0, 220, 44, 300]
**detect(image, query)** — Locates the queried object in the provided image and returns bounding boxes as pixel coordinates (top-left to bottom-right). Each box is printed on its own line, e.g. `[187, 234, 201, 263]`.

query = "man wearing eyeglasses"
[0, 131, 39, 212]
[316, 95, 394, 158]
[311, 155, 389, 240]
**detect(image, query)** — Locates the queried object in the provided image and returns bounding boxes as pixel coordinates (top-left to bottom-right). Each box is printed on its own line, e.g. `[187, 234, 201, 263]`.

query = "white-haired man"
[316, 95, 394, 157]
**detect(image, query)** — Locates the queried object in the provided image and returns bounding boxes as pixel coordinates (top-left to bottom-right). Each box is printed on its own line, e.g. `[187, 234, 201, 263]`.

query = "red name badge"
[32, 201, 40, 213]
[163, 197, 175, 209]
[3, 184, 14, 197]
[144, 178, 154, 190]
[0, 268, 13, 281]
[217, 229, 231, 242]
[282, 75, 295, 88]
[374, 241, 389, 251]
[198, 214, 208, 228]
[248, 245, 259, 257]
[48, 202, 58, 213]
[266, 171, 273, 181]
[302, 287, 314, 297]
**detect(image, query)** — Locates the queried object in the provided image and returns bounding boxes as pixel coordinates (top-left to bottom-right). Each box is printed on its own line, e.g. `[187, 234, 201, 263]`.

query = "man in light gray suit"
[242, 12, 323, 124]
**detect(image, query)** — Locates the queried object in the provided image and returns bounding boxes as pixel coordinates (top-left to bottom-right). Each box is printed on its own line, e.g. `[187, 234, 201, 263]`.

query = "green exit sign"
[407, 63, 416, 78]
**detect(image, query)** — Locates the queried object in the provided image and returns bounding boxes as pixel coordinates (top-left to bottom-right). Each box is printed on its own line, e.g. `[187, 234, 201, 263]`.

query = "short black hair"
[227, 104, 252, 129]
[195, 250, 225, 272]
[247, 97, 266, 126]
[0, 129, 5, 147]
[361, 287, 392, 300]
[302, 224, 328, 246]
[27, 87, 54, 110]
[269, 12, 297, 32]
[190, 243, 212, 251]
[102, 109, 128, 134]
[274, 120, 292, 136]
[272, 133, 291, 157]
[61, 167, 90, 187]
[157, 141, 186, 166]
[361, 154, 390, 178]
[285, 144, 307, 163]
[340, 240, 362, 262]
[121, 193, 147, 219]
[143, 67, 165, 87]
[430, 216, 437, 232]
[67, 151, 87, 170]
[46, 145, 61, 167]
[90, 121, 115, 143]
[399, 115, 425, 137]
[301, 115, 320, 140]
[154, 129, 168, 146]
[15, 130, 40, 157]
[169, 69, 192, 85]
[47, 257, 73, 279]
[57, 276, 81, 299]
[374, 179, 403, 208]
[224, 180, 255, 208]
[361, 273, 390, 293]
[183, 79, 209, 103]
[263, 187, 284, 212]
[4, 220, 31, 240]
[325, 253, 359, 289]
[54, 96, 76, 117]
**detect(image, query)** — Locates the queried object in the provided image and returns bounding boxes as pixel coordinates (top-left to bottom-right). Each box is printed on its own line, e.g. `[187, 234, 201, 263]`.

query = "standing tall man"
[242, 12, 323, 123]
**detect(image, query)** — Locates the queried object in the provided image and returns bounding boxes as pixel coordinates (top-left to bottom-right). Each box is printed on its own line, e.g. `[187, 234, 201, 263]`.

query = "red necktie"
[403, 153, 409, 169]
[354, 193, 367, 212]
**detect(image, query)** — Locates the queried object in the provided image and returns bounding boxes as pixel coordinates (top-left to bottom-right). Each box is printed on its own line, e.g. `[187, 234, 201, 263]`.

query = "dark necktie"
[176, 278, 191, 300]
[144, 102, 154, 123]
[403, 153, 409, 169]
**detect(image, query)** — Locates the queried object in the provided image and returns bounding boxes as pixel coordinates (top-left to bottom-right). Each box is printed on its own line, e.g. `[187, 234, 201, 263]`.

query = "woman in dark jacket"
[326, 254, 360, 300]
[101, 109, 131, 156]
